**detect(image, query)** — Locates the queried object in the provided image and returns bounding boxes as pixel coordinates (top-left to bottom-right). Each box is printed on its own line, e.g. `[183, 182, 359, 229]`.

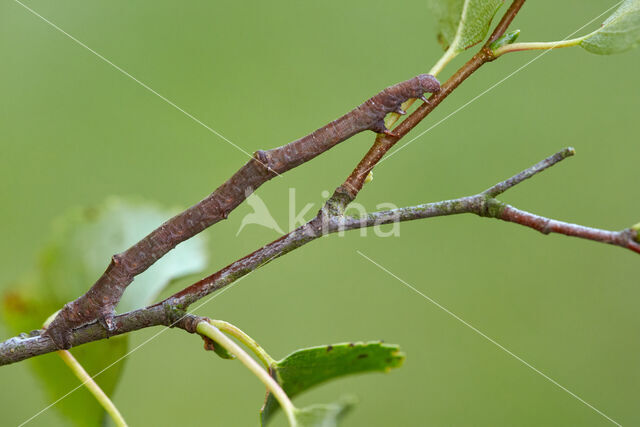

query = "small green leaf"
[260, 341, 404, 425]
[428, 0, 504, 52]
[293, 397, 357, 427]
[632, 222, 640, 242]
[580, 0, 640, 55]
[2, 197, 209, 426]
[489, 29, 520, 51]
[201, 334, 236, 360]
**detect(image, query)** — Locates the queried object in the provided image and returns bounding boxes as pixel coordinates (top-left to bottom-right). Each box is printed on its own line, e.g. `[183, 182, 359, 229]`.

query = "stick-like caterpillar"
[43, 74, 441, 349]
[260, 74, 441, 172]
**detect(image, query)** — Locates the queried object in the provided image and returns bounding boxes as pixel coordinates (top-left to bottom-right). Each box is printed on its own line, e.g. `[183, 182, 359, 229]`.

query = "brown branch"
[340, 0, 527, 199]
[45, 151, 277, 348]
[487, 0, 527, 45]
[497, 206, 640, 253]
[5, 146, 636, 365]
[482, 147, 576, 197]
[339, 148, 640, 254]
[0, 306, 205, 366]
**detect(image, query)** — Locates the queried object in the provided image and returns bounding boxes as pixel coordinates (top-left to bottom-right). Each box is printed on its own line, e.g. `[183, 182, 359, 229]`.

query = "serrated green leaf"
[260, 341, 404, 425]
[580, 0, 640, 55]
[2, 197, 209, 426]
[428, 0, 504, 52]
[292, 397, 357, 427]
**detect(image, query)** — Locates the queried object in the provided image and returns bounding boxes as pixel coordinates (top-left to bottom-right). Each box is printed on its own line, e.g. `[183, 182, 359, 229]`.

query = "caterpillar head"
[417, 74, 441, 94]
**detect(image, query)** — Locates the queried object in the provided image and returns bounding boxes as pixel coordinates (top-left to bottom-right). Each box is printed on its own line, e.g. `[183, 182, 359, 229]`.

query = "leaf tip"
[631, 222, 640, 242]
[364, 171, 374, 184]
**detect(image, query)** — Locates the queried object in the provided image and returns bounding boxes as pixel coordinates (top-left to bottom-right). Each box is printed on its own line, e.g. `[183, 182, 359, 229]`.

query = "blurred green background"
[1, 0, 638, 425]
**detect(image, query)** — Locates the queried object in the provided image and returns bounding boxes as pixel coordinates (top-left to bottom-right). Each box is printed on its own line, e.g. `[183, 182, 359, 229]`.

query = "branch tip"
[483, 147, 575, 198]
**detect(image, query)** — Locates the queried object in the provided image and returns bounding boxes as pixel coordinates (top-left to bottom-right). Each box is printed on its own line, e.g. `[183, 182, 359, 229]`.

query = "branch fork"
[3, 0, 637, 367]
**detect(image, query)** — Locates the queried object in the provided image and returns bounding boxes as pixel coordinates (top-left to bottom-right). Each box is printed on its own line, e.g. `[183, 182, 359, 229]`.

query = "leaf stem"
[56, 350, 128, 427]
[196, 321, 297, 427]
[429, 45, 459, 77]
[208, 319, 275, 369]
[42, 311, 128, 426]
[493, 36, 585, 56]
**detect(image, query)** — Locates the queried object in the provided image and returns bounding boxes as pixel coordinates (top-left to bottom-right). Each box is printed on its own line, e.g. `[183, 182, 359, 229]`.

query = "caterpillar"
[41, 74, 440, 350]
[265, 74, 441, 172]
[348, 73, 441, 135]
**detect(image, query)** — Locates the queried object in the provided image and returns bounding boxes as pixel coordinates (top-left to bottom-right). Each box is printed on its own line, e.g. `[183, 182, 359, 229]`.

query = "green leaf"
[201, 334, 236, 360]
[2, 197, 209, 426]
[488, 29, 520, 51]
[428, 0, 504, 52]
[260, 341, 404, 425]
[632, 222, 640, 243]
[292, 397, 357, 427]
[38, 197, 208, 313]
[580, 0, 640, 55]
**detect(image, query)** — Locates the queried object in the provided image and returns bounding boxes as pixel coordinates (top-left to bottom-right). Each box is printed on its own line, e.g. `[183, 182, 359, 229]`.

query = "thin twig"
[340, 0, 527, 198]
[3, 147, 636, 365]
[483, 147, 576, 197]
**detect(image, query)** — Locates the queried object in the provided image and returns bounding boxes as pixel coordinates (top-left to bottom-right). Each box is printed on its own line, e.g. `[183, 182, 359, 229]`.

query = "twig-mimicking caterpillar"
[42, 74, 441, 349]
[351, 73, 441, 135]
[265, 74, 441, 172]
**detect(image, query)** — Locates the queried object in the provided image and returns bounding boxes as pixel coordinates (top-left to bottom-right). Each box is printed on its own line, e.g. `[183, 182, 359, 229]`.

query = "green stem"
[56, 350, 128, 427]
[493, 37, 585, 56]
[43, 311, 127, 426]
[209, 319, 275, 369]
[196, 321, 298, 427]
[429, 46, 458, 76]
